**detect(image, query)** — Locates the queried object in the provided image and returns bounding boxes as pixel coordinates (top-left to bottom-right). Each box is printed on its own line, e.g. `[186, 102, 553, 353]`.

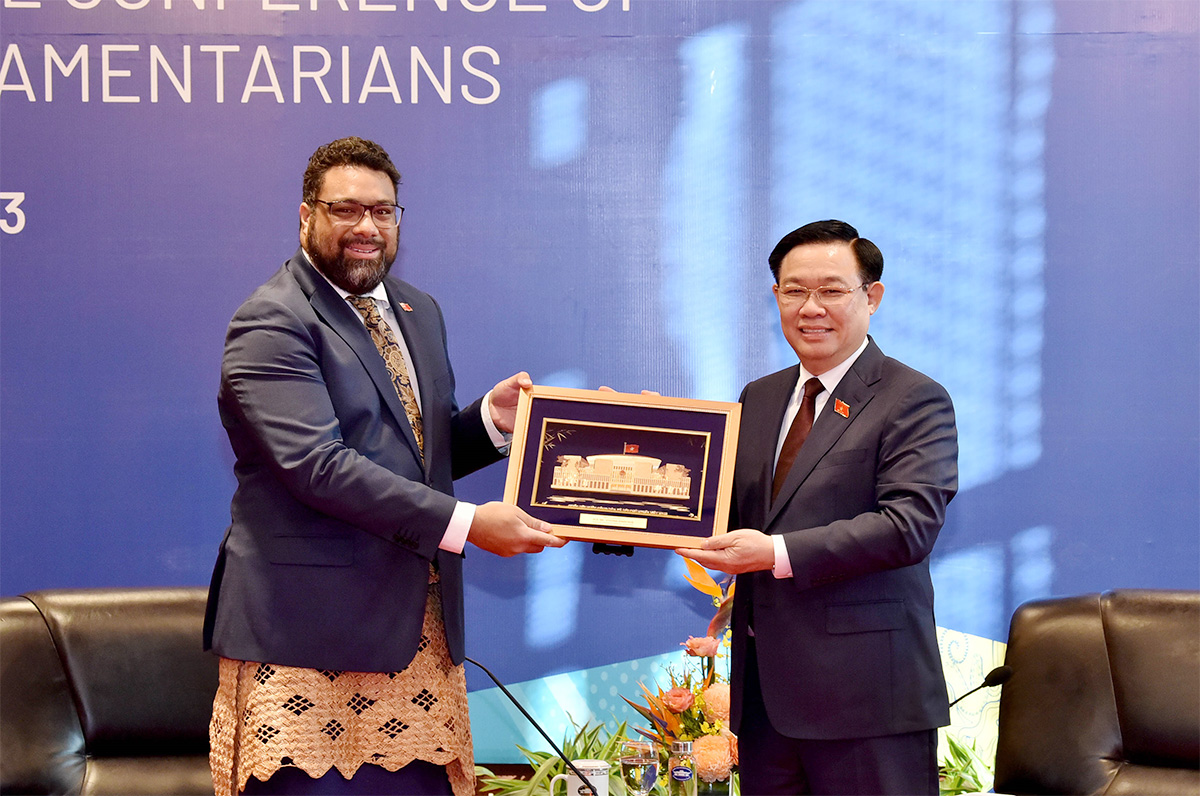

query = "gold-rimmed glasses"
[774, 281, 870, 307]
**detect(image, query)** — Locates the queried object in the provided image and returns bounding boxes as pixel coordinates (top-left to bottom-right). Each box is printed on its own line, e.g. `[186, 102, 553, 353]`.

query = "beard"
[305, 224, 396, 295]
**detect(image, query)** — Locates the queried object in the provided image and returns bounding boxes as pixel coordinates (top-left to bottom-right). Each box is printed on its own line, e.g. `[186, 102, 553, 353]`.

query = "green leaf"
[938, 731, 993, 796]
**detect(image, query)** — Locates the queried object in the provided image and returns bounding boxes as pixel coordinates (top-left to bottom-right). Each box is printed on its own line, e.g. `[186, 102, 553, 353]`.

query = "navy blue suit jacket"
[203, 251, 501, 673]
[728, 338, 958, 740]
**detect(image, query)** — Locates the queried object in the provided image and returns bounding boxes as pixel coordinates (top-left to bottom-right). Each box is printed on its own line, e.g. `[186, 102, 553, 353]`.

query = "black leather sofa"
[994, 589, 1200, 795]
[0, 587, 217, 795]
[7, 585, 1196, 795]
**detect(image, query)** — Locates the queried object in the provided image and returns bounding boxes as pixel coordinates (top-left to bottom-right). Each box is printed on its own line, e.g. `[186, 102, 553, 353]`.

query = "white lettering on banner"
[0, 43, 501, 105]
[359, 46, 401, 103]
[0, 192, 27, 235]
[294, 46, 333, 103]
[341, 45, 350, 103]
[411, 46, 450, 104]
[200, 44, 238, 103]
[3, 0, 227, 6]
[5, 0, 619, 9]
[151, 44, 190, 101]
[461, 45, 499, 104]
[574, 0, 630, 10]
[102, 44, 140, 102]
[241, 45, 284, 103]
[46, 45, 89, 103]
[401, 0, 622, 10]
[1, 44, 37, 101]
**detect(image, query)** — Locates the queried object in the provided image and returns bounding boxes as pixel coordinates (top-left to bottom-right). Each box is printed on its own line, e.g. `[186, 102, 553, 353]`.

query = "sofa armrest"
[1, 596, 86, 795]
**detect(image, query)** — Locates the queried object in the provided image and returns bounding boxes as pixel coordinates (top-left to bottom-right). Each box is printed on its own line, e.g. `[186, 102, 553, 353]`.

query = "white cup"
[549, 758, 610, 796]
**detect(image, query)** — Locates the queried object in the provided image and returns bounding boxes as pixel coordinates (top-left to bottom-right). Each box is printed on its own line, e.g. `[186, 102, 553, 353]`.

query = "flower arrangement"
[624, 559, 738, 792]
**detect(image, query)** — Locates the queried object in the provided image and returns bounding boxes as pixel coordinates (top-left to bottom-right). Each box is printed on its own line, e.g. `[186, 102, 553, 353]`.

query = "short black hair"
[767, 219, 884, 284]
[302, 136, 401, 205]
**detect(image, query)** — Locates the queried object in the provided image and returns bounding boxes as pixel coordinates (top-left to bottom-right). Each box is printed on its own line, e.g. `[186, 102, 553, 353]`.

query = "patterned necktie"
[772, 377, 824, 502]
[346, 295, 424, 461]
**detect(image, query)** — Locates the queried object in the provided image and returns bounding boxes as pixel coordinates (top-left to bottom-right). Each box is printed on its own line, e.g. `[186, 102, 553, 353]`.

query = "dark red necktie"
[771, 377, 824, 502]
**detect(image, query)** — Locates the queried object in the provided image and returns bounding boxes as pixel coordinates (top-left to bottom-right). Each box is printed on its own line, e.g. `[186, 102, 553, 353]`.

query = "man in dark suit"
[680, 220, 958, 795]
[203, 137, 564, 796]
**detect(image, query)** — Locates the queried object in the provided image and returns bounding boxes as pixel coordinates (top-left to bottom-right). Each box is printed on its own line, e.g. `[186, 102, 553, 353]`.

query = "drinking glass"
[619, 740, 659, 796]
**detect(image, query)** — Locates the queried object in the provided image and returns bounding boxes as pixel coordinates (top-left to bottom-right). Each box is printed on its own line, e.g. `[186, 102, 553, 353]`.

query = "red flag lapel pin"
[399, 302, 414, 313]
[834, 399, 850, 418]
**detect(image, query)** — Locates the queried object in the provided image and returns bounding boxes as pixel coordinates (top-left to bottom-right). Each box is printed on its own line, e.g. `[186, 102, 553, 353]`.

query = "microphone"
[465, 656, 601, 796]
[948, 665, 1013, 708]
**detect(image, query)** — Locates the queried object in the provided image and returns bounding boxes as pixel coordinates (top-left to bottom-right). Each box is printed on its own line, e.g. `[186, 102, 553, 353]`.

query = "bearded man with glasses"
[680, 220, 959, 795]
[204, 137, 564, 796]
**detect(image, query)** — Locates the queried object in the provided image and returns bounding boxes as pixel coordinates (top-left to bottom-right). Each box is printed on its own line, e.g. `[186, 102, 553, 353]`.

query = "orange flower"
[721, 727, 738, 767]
[701, 682, 731, 722]
[693, 733, 734, 782]
[683, 635, 720, 657]
[661, 686, 695, 713]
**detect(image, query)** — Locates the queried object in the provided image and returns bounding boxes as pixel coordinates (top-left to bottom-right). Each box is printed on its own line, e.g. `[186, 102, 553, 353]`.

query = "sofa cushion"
[1104, 589, 1200, 766]
[24, 588, 218, 757]
[994, 593, 1122, 795]
[79, 755, 216, 796]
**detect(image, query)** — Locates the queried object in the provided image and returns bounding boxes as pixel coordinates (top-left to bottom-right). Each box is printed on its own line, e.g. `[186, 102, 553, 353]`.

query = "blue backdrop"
[2, 0, 1197, 761]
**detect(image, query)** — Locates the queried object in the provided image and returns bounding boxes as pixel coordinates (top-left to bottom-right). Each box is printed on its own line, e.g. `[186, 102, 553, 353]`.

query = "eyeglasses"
[313, 199, 404, 228]
[775, 282, 870, 307]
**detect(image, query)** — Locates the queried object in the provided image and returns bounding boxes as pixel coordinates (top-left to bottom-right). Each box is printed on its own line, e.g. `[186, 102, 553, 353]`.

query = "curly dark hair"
[301, 137, 401, 205]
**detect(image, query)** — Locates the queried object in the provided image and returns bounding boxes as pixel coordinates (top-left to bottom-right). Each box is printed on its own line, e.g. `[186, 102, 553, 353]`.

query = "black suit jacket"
[203, 251, 501, 673]
[729, 337, 958, 740]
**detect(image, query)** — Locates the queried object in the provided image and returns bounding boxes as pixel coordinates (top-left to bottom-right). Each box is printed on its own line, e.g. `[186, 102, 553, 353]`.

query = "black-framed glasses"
[313, 199, 404, 228]
[774, 282, 871, 307]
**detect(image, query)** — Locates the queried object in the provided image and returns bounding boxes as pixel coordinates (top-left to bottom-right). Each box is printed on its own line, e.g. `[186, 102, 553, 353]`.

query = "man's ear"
[867, 281, 885, 315]
[299, 202, 312, 239]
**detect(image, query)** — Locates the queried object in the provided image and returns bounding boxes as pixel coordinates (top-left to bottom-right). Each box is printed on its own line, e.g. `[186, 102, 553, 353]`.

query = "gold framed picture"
[502, 386, 741, 549]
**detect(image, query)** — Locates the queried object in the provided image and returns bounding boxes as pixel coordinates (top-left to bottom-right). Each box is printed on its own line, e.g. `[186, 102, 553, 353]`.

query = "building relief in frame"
[503, 386, 740, 548]
[534, 421, 707, 520]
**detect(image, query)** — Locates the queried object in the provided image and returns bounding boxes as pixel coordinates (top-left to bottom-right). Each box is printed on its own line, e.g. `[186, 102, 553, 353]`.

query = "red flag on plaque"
[624, 443, 639, 454]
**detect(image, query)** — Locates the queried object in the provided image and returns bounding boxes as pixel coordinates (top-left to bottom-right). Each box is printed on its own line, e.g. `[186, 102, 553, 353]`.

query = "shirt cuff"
[439, 501, 474, 554]
[772, 534, 793, 579]
[481, 389, 513, 454]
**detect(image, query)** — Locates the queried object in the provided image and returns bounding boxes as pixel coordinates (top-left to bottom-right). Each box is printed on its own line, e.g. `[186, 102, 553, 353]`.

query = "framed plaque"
[502, 386, 741, 549]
